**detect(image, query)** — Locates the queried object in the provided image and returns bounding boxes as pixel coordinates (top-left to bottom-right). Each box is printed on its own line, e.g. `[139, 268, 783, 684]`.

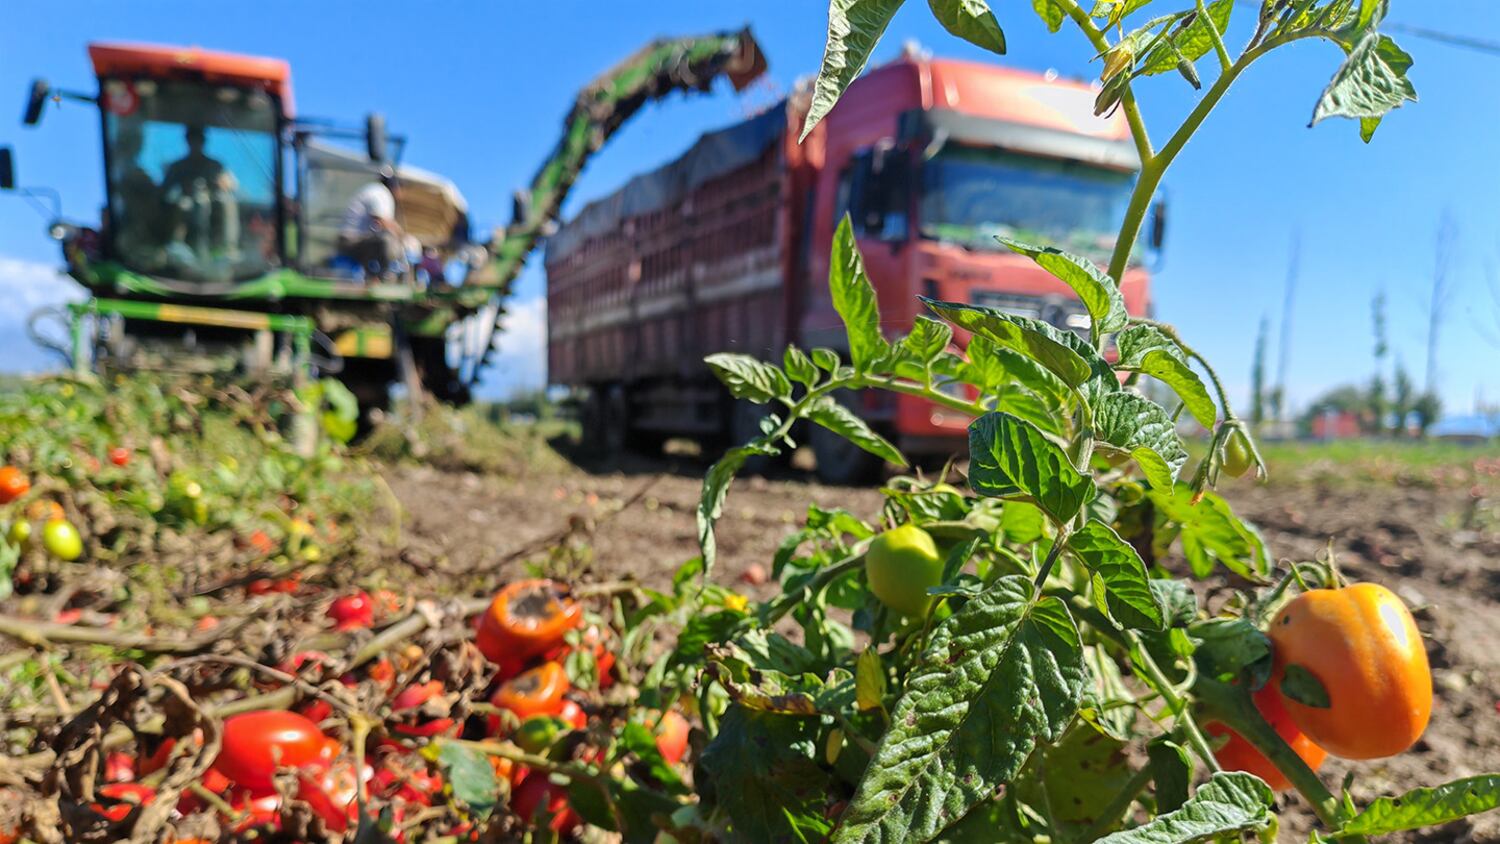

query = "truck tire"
[730, 399, 781, 475]
[582, 386, 627, 457]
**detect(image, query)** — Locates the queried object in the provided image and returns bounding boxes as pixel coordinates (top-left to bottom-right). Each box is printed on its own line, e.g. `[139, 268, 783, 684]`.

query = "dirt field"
[386, 441, 1500, 842]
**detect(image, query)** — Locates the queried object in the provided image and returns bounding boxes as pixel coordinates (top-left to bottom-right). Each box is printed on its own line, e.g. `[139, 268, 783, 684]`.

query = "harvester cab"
[7, 30, 769, 412]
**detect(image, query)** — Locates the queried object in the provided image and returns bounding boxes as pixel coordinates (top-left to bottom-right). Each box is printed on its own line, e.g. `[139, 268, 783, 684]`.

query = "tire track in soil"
[386, 457, 1500, 842]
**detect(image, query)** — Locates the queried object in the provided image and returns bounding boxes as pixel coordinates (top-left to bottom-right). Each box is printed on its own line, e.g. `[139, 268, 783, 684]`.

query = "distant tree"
[1368, 374, 1387, 435]
[1391, 361, 1415, 437]
[1369, 291, 1389, 435]
[1413, 391, 1442, 437]
[1250, 316, 1269, 426]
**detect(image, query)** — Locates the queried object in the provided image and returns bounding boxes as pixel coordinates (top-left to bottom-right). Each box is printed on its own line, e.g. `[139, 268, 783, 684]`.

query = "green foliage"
[679, 5, 1496, 843]
[1340, 775, 1500, 835]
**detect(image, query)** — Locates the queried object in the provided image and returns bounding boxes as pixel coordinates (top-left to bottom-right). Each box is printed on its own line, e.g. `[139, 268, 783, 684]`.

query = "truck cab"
[798, 54, 1156, 472]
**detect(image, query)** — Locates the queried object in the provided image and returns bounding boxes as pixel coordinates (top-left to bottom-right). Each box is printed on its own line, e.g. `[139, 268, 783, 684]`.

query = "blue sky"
[1, 1, 1497, 415]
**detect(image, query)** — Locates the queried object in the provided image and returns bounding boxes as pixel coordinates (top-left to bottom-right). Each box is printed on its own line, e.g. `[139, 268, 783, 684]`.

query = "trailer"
[547, 49, 1162, 482]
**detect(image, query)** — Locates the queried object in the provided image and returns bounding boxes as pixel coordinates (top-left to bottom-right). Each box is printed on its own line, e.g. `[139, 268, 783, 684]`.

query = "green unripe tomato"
[514, 715, 567, 754]
[7, 520, 32, 546]
[865, 523, 943, 618]
[1221, 430, 1254, 478]
[42, 519, 83, 561]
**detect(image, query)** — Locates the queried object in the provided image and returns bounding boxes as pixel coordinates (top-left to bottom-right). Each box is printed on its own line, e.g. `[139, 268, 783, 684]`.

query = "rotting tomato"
[1221, 430, 1254, 478]
[108, 447, 130, 467]
[1204, 685, 1327, 791]
[41, 518, 83, 561]
[491, 661, 569, 721]
[213, 710, 337, 792]
[510, 774, 581, 835]
[654, 710, 691, 766]
[864, 523, 943, 618]
[391, 680, 457, 739]
[327, 591, 375, 630]
[1269, 582, 1432, 759]
[89, 782, 155, 823]
[558, 699, 588, 731]
[104, 751, 136, 783]
[475, 579, 583, 665]
[0, 467, 28, 504]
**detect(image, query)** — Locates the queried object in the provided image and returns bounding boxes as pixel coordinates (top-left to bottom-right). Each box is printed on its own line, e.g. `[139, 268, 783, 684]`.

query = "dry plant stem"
[0, 611, 259, 653]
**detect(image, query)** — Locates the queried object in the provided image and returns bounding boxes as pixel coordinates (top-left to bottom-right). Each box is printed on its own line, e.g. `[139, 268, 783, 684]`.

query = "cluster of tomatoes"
[1, 465, 85, 563]
[1206, 582, 1432, 789]
[4, 578, 690, 842]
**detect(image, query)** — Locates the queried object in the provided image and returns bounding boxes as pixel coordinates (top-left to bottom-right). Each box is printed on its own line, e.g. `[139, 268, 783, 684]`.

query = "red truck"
[546, 49, 1161, 482]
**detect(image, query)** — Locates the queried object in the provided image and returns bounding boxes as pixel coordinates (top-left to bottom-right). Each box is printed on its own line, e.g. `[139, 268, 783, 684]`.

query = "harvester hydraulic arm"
[461, 28, 767, 309]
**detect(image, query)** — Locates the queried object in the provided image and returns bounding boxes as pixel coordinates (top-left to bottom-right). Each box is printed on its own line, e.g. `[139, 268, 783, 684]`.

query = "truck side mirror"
[0, 147, 13, 190]
[366, 113, 387, 163]
[23, 79, 49, 126]
[1149, 198, 1167, 250]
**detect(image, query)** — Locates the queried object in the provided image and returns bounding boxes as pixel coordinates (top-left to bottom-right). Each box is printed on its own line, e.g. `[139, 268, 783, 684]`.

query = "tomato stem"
[1194, 677, 1366, 840]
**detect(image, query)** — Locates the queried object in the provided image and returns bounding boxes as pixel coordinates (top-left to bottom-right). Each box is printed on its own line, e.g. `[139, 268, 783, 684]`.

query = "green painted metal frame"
[67, 297, 314, 377]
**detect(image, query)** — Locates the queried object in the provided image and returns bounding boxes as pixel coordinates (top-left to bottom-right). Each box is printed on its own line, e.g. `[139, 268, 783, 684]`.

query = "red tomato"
[0, 467, 29, 504]
[89, 782, 155, 823]
[296, 759, 369, 833]
[108, 447, 130, 467]
[213, 710, 336, 792]
[1205, 685, 1328, 792]
[511, 774, 581, 834]
[299, 699, 334, 724]
[559, 699, 588, 730]
[327, 592, 375, 630]
[655, 710, 691, 766]
[391, 680, 457, 739]
[225, 787, 282, 833]
[104, 751, 136, 783]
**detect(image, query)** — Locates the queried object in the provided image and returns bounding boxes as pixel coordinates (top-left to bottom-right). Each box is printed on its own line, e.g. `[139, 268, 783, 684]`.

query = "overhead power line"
[1229, 3, 1500, 58]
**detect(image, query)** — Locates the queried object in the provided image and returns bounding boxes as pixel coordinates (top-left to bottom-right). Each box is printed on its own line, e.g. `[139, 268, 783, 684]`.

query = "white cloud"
[474, 294, 547, 398]
[0, 256, 83, 374]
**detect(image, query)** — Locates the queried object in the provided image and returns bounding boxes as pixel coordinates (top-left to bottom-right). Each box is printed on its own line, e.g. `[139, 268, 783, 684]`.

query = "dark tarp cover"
[546, 101, 787, 263]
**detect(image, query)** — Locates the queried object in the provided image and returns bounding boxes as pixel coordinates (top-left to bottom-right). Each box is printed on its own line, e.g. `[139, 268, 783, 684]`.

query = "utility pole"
[1274, 230, 1299, 421]
[1425, 212, 1457, 394]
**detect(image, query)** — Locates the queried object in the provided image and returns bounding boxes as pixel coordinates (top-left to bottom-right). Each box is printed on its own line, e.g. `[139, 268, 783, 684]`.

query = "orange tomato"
[1269, 583, 1431, 759]
[0, 467, 28, 504]
[475, 580, 582, 666]
[491, 662, 569, 721]
[1204, 685, 1327, 791]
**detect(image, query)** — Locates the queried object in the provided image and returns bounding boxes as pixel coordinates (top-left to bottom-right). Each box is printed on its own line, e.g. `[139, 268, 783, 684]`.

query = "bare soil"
[385, 446, 1500, 842]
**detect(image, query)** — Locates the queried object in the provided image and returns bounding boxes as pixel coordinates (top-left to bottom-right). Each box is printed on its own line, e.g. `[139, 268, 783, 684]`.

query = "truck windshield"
[919, 146, 1134, 262]
[102, 78, 279, 284]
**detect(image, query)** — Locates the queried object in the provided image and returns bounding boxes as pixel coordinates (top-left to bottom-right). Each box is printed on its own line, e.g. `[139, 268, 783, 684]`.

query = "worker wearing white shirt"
[339, 170, 406, 281]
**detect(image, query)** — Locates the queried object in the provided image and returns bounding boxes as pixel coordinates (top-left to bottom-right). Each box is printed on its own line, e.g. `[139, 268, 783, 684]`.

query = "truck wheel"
[582, 387, 626, 457]
[730, 400, 782, 475]
[809, 414, 886, 486]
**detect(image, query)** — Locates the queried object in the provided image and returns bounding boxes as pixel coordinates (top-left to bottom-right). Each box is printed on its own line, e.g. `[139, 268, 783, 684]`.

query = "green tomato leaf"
[900, 316, 955, 365]
[1149, 485, 1271, 579]
[1093, 390, 1189, 489]
[1190, 618, 1271, 683]
[1033, 0, 1065, 32]
[433, 740, 500, 820]
[923, 297, 1094, 387]
[1095, 772, 1275, 843]
[831, 215, 891, 371]
[808, 395, 907, 466]
[1068, 519, 1164, 630]
[928, 0, 1006, 54]
[1312, 33, 1417, 141]
[803, 0, 907, 140]
[699, 705, 835, 842]
[1151, 578, 1200, 627]
[698, 442, 778, 580]
[968, 411, 1095, 525]
[812, 346, 842, 372]
[997, 238, 1128, 335]
[705, 352, 792, 404]
[1279, 663, 1331, 708]
[1124, 348, 1216, 428]
[784, 345, 819, 387]
[1139, 0, 1233, 76]
[833, 576, 1086, 844]
[1079, 644, 1135, 741]
[1115, 323, 1183, 367]
[1147, 736, 1193, 813]
[1342, 775, 1500, 836]
[1016, 722, 1133, 837]
[856, 647, 888, 711]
